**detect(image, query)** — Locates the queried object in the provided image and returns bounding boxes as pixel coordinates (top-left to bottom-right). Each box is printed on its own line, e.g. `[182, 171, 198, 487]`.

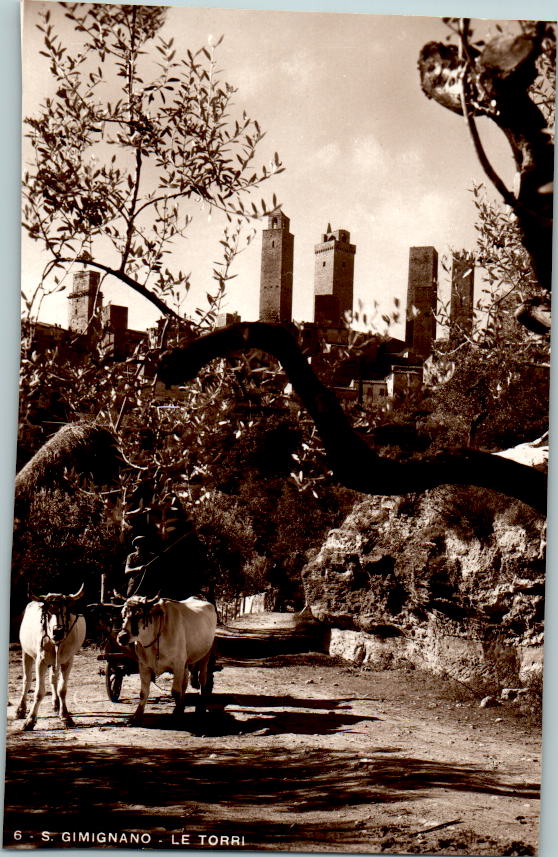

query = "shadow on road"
[113, 704, 381, 736]
[5, 648, 540, 852]
[4, 742, 539, 838]
[33, 696, 380, 736]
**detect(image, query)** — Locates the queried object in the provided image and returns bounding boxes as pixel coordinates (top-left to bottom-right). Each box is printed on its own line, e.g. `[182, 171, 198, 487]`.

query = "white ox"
[16, 585, 86, 731]
[117, 595, 217, 725]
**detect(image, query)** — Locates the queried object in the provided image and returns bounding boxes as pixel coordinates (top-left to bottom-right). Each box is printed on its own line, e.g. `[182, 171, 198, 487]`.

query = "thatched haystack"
[15, 422, 121, 517]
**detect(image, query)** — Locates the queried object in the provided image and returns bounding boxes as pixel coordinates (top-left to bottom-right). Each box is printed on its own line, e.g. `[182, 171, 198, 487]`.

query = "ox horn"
[111, 590, 127, 603]
[29, 592, 45, 603]
[145, 592, 161, 605]
[69, 583, 85, 601]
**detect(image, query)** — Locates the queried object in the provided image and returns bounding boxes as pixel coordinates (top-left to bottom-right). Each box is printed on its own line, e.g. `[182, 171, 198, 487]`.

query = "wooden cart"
[92, 601, 218, 702]
[88, 602, 138, 703]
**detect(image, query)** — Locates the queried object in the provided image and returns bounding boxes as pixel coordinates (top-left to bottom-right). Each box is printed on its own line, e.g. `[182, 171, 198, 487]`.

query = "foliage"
[192, 493, 261, 601]
[422, 173, 551, 453]
[12, 488, 125, 610]
[18, 2, 294, 605]
[15, 11, 554, 613]
[16, 322, 359, 606]
[168, 371, 357, 606]
[424, 342, 549, 452]
[530, 21, 556, 130]
[427, 485, 508, 544]
[23, 3, 283, 320]
[471, 184, 540, 308]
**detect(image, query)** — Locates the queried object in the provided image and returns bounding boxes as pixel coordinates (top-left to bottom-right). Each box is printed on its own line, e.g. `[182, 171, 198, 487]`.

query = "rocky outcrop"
[301, 487, 545, 695]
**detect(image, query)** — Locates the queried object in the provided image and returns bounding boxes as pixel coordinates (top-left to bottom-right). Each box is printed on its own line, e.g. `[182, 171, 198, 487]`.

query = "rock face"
[301, 487, 545, 695]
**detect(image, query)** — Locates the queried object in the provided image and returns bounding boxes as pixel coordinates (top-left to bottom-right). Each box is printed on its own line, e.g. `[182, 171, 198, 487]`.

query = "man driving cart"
[124, 536, 159, 598]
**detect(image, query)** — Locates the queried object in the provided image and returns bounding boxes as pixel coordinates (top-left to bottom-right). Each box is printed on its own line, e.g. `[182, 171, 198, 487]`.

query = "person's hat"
[132, 536, 146, 546]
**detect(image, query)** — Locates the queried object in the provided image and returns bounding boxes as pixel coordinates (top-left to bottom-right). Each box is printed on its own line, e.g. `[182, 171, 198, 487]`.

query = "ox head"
[30, 584, 85, 643]
[117, 594, 160, 646]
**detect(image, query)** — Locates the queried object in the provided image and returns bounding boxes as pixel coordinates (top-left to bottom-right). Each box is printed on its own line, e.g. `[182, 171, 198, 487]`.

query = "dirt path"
[3, 641, 540, 855]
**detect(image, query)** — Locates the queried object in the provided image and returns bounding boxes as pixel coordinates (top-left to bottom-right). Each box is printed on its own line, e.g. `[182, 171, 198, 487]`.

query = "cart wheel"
[106, 664, 124, 702]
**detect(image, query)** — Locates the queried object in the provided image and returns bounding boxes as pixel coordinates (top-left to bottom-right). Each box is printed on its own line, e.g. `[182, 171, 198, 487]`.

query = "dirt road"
[3, 643, 540, 855]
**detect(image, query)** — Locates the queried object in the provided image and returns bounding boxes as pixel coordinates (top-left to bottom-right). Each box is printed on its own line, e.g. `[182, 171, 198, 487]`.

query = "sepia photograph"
[2, 2, 554, 854]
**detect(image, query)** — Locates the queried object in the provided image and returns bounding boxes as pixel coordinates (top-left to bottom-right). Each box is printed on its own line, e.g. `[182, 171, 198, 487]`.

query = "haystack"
[15, 423, 121, 516]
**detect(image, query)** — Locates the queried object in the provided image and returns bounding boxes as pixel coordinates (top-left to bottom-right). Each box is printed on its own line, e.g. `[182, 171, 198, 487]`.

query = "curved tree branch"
[50, 258, 182, 320]
[458, 73, 516, 207]
[456, 18, 516, 205]
[157, 322, 547, 513]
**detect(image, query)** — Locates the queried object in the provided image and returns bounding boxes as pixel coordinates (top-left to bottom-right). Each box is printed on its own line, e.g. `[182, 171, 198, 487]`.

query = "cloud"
[346, 135, 425, 182]
[232, 62, 270, 99]
[398, 147, 424, 169]
[279, 50, 325, 95]
[364, 186, 466, 249]
[351, 134, 389, 175]
[314, 142, 341, 168]
[233, 49, 324, 102]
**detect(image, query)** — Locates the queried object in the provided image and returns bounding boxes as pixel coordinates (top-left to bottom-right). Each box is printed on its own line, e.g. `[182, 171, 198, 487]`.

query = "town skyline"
[21, 4, 518, 340]
[31, 220, 466, 355]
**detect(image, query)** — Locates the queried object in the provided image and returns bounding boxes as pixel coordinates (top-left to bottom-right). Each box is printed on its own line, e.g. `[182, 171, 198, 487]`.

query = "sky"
[21, 2, 519, 338]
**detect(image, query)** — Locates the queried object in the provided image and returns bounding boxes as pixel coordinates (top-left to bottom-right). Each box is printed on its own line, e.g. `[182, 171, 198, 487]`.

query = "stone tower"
[405, 246, 438, 358]
[450, 252, 475, 342]
[102, 303, 129, 360]
[314, 225, 356, 325]
[68, 270, 103, 335]
[259, 209, 294, 323]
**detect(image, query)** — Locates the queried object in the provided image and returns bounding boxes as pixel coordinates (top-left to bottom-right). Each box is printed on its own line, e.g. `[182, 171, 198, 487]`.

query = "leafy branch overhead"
[17, 9, 551, 544]
[157, 323, 547, 513]
[23, 3, 283, 320]
[418, 20, 554, 313]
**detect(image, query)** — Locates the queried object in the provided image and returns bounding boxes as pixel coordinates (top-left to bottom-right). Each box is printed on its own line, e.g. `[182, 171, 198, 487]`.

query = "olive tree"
[155, 19, 554, 514]
[18, 14, 553, 575]
[23, 2, 282, 324]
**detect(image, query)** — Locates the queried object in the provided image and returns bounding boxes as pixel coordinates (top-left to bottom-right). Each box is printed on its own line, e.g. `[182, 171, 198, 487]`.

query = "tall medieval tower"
[68, 270, 103, 335]
[450, 252, 475, 342]
[405, 246, 438, 357]
[259, 210, 294, 323]
[314, 226, 356, 325]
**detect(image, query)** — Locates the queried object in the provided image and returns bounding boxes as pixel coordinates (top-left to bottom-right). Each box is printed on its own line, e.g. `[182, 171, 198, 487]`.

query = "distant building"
[314, 225, 356, 325]
[450, 252, 475, 342]
[256, 214, 426, 406]
[68, 270, 102, 336]
[259, 209, 294, 324]
[216, 312, 241, 328]
[405, 246, 438, 358]
[387, 364, 423, 399]
[102, 303, 132, 361]
[26, 221, 447, 430]
[26, 321, 67, 354]
[362, 379, 389, 406]
[25, 269, 147, 362]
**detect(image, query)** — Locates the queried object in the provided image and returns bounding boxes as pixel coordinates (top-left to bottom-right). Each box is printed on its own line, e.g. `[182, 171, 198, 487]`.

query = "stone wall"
[217, 591, 271, 624]
[301, 487, 545, 695]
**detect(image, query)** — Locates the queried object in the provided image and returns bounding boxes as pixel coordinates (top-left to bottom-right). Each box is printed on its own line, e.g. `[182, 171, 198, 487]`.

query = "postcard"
[3, 3, 554, 854]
